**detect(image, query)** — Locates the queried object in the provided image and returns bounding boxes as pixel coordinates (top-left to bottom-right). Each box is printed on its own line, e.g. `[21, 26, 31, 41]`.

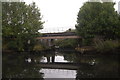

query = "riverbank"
[75, 46, 120, 55]
[2, 43, 120, 56]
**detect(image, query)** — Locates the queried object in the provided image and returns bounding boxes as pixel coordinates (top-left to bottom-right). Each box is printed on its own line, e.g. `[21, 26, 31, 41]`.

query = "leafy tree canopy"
[2, 2, 44, 51]
[76, 2, 120, 40]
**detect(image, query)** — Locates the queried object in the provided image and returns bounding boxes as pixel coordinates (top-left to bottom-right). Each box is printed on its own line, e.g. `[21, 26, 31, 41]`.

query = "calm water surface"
[2, 50, 119, 79]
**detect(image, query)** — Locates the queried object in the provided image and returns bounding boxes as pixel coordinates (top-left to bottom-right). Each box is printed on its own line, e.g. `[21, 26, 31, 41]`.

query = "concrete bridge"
[36, 32, 81, 47]
[36, 32, 81, 39]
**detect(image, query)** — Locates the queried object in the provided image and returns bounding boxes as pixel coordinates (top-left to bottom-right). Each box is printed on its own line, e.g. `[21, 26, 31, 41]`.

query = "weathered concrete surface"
[36, 36, 81, 39]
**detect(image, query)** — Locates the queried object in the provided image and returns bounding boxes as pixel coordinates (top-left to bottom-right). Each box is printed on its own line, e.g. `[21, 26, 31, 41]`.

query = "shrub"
[55, 39, 77, 48]
[33, 44, 45, 51]
[94, 40, 120, 53]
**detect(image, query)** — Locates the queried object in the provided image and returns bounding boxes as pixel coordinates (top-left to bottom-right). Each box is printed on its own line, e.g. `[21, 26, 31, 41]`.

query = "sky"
[25, 0, 120, 33]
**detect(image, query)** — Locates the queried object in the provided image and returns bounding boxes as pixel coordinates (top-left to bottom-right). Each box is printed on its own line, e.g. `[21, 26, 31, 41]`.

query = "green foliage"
[2, 2, 43, 51]
[76, 2, 120, 40]
[95, 40, 120, 53]
[82, 38, 93, 46]
[55, 39, 77, 48]
[33, 44, 45, 51]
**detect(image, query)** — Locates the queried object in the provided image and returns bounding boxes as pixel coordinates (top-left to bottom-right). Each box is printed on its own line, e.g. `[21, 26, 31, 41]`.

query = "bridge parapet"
[42, 32, 77, 37]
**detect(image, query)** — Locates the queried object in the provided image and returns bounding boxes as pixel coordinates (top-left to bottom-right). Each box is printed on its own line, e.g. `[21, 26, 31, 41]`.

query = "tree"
[2, 2, 43, 51]
[76, 2, 120, 44]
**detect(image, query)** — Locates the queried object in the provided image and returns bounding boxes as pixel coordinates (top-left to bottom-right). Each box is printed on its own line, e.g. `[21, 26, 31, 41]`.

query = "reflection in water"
[55, 56, 68, 62]
[3, 50, 119, 78]
[76, 55, 119, 78]
[40, 55, 68, 63]
[25, 58, 32, 63]
[3, 53, 44, 79]
[39, 69, 76, 78]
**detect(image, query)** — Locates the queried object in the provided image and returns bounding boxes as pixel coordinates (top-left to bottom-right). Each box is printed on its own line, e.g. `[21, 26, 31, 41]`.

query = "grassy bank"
[75, 40, 120, 54]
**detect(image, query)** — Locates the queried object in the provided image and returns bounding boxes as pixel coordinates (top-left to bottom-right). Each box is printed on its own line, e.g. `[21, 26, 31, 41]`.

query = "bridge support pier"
[46, 56, 55, 63]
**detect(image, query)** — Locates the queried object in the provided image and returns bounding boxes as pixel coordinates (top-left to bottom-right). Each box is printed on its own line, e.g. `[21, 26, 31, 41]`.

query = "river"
[2, 49, 119, 79]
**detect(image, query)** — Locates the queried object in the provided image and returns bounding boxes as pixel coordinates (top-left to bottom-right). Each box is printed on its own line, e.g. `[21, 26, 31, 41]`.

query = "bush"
[33, 44, 45, 51]
[55, 39, 77, 48]
[82, 38, 93, 46]
[95, 40, 120, 53]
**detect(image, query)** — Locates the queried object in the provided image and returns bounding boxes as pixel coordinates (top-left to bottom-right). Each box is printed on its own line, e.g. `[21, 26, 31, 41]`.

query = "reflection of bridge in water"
[37, 62, 88, 70]
[36, 52, 87, 70]
[37, 62, 88, 78]
[40, 68, 77, 78]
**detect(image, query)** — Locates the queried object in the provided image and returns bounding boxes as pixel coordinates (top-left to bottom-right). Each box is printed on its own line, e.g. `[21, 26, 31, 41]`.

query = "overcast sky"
[25, 0, 120, 33]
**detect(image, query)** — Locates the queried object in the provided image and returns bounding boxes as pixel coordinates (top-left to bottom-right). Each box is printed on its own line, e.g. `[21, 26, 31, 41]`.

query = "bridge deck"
[36, 36, 81, 39]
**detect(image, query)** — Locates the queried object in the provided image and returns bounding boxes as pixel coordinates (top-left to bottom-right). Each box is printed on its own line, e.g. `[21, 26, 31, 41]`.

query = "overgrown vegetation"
[94, 40, 120, 53]
[55, 39, 77, 48]
[33, 44, 45, 51]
